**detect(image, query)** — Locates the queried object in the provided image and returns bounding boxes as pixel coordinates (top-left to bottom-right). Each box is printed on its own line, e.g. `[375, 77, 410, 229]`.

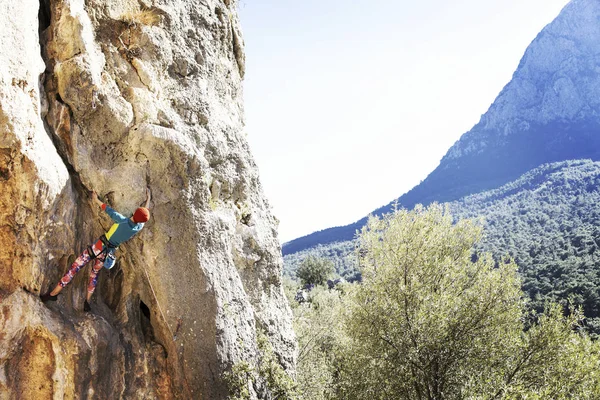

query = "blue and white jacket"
[101, 204, 145, 246]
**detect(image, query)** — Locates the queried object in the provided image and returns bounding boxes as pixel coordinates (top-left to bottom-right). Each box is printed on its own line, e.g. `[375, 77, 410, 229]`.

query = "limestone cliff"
[0, 0, 296, 398]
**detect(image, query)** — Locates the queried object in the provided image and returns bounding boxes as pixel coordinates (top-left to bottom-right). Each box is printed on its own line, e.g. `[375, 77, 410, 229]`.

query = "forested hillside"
[284, 160, 600, 333]
[452, 159, 600, 333]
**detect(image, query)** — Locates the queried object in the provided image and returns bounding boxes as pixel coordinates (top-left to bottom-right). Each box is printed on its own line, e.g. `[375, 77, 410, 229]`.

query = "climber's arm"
[103, 206, 128, 223]
[92, 191, 128, 223]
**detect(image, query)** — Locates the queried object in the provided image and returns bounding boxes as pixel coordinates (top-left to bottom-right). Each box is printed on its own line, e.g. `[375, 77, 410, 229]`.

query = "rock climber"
[41, 188, 151, 311]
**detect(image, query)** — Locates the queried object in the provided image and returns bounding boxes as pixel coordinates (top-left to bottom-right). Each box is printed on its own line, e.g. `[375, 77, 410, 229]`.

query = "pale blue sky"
[239, 0, 570, 242]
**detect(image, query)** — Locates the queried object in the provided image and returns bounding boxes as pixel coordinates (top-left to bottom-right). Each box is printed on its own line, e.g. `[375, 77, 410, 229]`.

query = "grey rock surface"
[447, 0, 600, 160]
[1, 0, 296, 398]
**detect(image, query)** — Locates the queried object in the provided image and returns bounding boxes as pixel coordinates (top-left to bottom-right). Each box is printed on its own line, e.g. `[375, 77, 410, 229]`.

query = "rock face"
[283, 0, 600, 255]
[399, 0, 600, 212]
[1, 0, 296, 398]
[442, 0, 600, 170]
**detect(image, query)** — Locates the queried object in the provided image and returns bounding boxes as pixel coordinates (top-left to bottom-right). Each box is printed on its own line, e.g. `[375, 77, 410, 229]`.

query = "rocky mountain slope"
[284, 0, 600, 255]
[1, 0, 295, 398]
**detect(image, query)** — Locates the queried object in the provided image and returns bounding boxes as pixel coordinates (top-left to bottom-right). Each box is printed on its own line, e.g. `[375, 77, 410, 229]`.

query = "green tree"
[293, 286, 346, 400]
[296, 256, 334, 286]
[497, 304, 600, 399]
[335, 204, 600, 399]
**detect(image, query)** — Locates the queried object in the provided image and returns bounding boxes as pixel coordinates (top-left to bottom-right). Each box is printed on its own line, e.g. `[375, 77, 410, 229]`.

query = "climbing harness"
[99, 234, 118, 249]
[87, 244, 100, 260]
[99, 234, 119, 269]
[83, 234, 118, 269]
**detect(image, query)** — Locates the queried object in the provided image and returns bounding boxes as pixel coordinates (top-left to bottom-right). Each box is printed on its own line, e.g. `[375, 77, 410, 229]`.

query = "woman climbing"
[41, 188, 151, 311]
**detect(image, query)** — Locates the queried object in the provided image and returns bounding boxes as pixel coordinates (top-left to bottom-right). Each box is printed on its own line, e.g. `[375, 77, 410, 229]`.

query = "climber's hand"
[91, 191, 102, 207]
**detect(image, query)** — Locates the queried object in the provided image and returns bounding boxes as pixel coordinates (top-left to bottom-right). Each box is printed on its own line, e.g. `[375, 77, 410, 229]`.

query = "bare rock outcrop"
[0, 0, 296, 398]
[447, 0, 600, 160]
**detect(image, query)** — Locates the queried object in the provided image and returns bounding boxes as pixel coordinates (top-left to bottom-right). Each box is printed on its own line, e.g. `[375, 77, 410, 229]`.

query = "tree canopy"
[296, 255, 335, 286]
[332, 205, 600, 399]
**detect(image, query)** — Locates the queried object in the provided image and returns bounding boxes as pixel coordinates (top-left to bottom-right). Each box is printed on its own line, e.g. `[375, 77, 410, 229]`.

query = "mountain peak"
[448, 0, 600, 160]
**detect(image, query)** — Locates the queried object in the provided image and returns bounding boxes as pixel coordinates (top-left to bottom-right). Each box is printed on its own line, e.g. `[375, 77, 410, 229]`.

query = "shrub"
[296, 256, 334, 287]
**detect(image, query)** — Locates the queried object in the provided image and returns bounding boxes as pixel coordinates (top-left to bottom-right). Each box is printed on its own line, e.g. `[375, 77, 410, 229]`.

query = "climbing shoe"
[84, 300, 91, 312]
[40, 292, 58, 303]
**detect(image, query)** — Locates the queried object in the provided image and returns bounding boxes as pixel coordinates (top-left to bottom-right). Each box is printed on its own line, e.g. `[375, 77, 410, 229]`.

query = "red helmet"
[133, 207, 150, 223]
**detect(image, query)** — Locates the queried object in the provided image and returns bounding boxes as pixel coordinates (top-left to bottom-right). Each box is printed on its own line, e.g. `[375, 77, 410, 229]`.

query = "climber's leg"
[86, 256, 105, 302]
[41, 249, 90, 302]
[43, 249, 91, 301]
[41, 240, 103, 302]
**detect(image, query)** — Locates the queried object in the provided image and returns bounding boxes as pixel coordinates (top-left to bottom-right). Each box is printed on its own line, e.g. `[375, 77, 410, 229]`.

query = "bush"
[224, 330, 298, 400]
[293, 286, 347, 399]
[296, 256, 334, 286]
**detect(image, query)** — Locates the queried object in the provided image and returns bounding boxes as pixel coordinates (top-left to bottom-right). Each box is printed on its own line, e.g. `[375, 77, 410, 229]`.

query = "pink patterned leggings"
[59, 240, 106, 295]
